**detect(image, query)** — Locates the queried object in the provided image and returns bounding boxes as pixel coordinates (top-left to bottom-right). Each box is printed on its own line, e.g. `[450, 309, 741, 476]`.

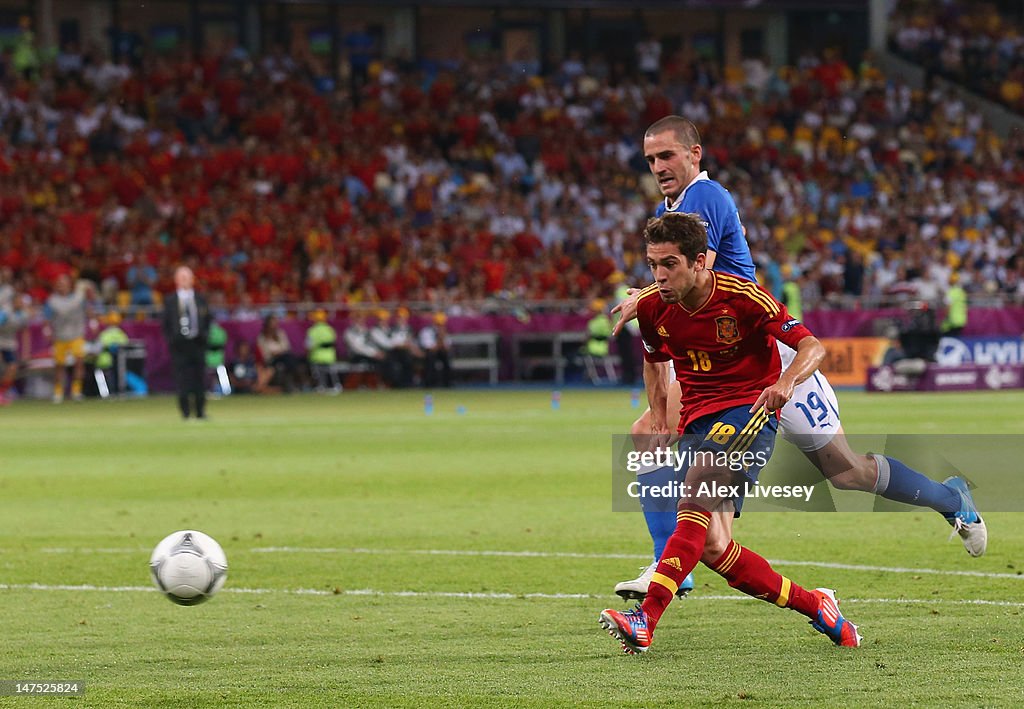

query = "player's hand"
[610, 287, 642, 337]
[750, 381, 795, 414]
[648, 422, 678, 452]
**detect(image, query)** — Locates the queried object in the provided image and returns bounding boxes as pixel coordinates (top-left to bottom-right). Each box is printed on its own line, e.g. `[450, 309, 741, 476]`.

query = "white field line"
[251, 547, 1024, 581]
[0, 583, 1023, 607]
[30, 545, 1024, 581]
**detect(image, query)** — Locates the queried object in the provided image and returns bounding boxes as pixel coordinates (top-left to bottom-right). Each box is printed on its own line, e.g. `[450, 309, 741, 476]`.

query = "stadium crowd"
[2, 19, 1024, 329]
[889, 0, 1024, 115]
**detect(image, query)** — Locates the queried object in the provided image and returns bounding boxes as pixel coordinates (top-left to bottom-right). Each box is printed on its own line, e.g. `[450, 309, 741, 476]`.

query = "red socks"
[708, 540, 818, 618]
[640, 504, 711, 631]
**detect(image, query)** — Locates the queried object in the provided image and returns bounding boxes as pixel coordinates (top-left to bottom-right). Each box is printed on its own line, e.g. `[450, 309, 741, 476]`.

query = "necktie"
[180, 295, 197, 338]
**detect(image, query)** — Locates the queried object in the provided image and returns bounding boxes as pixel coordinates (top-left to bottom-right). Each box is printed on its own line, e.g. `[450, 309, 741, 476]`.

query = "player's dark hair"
[645, 115, 701, 146]
[643, 212, 708, 262]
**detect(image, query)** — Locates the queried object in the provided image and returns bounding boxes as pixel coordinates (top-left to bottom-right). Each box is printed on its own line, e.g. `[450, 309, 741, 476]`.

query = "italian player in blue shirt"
[610, 116, 986, 603]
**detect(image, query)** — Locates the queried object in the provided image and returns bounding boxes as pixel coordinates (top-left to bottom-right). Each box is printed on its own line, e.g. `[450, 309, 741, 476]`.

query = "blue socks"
[872, 454, 960, 516]
[637, 465, 679, 560]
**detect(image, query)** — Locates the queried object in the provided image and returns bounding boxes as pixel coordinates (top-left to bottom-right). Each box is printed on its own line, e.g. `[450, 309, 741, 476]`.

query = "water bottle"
[630, 389, 641, 409]
[551, 390, 561, 410]
[424, 394, 434, 415]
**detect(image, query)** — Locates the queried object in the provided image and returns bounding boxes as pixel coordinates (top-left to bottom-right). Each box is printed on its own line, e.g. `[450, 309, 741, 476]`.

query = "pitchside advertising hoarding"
[817, 337, 889, 386]
[810, 337, 1024, 372]
[817, 336, 1024, 390]
[935, 336, 1024, 366]
[866, 336, 1024, 392]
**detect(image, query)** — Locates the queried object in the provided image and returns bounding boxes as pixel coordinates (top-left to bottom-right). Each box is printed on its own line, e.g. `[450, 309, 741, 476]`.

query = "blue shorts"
[680, 405, 779, 516]
[1, 350, 15, 364]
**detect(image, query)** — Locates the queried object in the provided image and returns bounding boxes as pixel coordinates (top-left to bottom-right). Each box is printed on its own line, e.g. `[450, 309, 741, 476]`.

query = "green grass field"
[2, 390, 1023, 707]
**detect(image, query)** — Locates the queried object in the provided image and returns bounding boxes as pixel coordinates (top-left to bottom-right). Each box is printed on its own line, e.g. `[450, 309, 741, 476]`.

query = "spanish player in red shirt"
[599, 212, 861, 654]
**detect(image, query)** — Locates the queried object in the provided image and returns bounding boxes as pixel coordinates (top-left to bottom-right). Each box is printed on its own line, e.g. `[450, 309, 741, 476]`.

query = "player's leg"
[189, 349, 207, 419]
[171, 352, 191, 418]
[615, 379, 693, 600]
[52, 340, 68, 403]
[602, 466, 860, 650]
[601, 457, 731, 654]
[782, 373, 985, 555]
[629, 405, 676, 561]
[69, 338, 86, 401]
[697, 404, 861, 648]
[701, 510, 860, 647]
[804, 429, 986, 556]
[602, 406, 848, 653]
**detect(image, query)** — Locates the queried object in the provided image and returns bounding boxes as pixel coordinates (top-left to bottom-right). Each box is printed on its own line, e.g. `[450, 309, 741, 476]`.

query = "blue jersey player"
[611, 115, 986, 602]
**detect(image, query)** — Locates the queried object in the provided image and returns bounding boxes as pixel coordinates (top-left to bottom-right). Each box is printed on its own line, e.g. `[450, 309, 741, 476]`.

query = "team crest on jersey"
[715, 316, 740, 344]
[657, 325, 669, 338]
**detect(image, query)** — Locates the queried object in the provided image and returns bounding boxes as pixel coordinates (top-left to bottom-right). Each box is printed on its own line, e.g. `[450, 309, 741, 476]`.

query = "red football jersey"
[637, 271, 815, 431]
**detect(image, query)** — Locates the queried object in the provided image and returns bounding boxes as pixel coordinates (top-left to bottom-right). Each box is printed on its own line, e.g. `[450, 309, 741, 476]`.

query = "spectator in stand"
[126, 257, 158, 307]
[889, 0, 1024, 112]
[5, 39, 1024, 314]
[635, 34, 662, 85]
[344, 24, 377, 97]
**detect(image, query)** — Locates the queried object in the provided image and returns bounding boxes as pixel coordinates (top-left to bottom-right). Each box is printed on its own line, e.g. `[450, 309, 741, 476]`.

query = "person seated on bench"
[418, 312, 452, 388]
[257, 314, 303, 393]
[387, 307, 423, 388]
[344, 311, 386, 383]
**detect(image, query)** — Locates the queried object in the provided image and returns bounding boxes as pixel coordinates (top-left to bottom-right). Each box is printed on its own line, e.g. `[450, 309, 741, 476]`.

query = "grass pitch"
[2, 390, 1023, 707]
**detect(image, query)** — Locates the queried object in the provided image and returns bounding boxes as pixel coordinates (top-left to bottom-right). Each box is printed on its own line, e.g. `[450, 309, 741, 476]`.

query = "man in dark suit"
[162, 266, 211, 419]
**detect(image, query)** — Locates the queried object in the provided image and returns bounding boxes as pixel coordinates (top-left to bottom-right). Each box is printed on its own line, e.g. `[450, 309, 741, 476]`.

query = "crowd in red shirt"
[1, 34, 1024, 314]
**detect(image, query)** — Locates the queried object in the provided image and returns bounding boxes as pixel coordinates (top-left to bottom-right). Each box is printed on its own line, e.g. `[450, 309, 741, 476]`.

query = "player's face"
[647, 242, 704, 303]
[643, 130, 702, 200]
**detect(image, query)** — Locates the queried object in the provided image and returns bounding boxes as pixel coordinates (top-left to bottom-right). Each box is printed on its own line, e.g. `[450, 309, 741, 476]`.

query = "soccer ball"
[149, 530, 228, 605]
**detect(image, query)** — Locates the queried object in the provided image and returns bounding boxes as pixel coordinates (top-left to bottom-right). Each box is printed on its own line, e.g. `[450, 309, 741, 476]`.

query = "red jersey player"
[599, 212, 861, 654]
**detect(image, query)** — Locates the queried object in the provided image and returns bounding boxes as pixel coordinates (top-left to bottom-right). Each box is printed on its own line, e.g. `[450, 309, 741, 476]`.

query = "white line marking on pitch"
[250, 547, 1024, 581]
[0, 583, 1022, 607]
[255, 547, 647, 560]
[31, 545, 1024, 581]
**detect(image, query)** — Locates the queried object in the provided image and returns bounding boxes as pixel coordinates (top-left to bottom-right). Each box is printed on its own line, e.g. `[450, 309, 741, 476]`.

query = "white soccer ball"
[149, 530, 228, 605]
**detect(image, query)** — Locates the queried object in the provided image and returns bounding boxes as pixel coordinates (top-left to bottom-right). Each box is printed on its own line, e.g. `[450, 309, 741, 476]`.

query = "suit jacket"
[162, 291, 212, 353]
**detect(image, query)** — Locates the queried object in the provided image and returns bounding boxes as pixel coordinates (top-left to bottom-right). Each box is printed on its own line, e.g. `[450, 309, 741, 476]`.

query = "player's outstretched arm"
[751, 335, 825, 414]
[610, 287, 645, 337]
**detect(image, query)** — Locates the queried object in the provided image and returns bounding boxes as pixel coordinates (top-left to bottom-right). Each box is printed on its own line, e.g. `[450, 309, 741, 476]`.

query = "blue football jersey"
[654, 172, 756, 282]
